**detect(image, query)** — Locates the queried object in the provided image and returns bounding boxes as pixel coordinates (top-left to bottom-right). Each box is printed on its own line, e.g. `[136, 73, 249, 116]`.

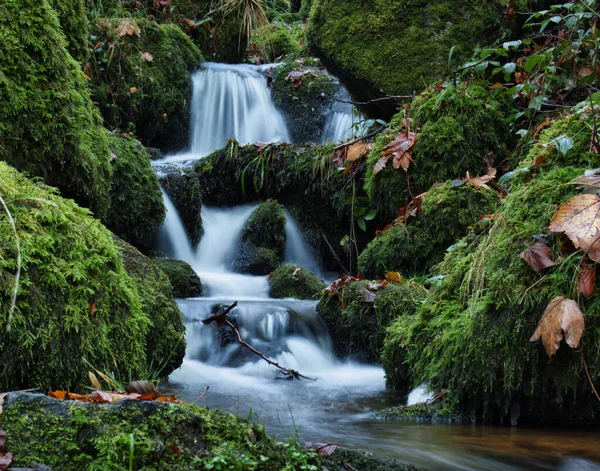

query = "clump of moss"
[89, 18, 203, 151]
[272, 57, 340, 143]
[48, 0, 89, 63]
[306, 0, 508, 118]
[375, 402, 458, 423]
[269, 264, 325, 299]
[393, 96, 600, 424]
[0, 0, 112, 217]
[317, 280, 427, 363]
[365, 83, 513, 220]
[0, 163, 149, 391]
[160, 169, 203, 247]
[251, 23, 301, 62]
[104, 132, 166, 249]
[152, 258, 203, 298]
[234, 200, 287, 275]
[116, 240, 186, 379]
[358, 182, 498, 278]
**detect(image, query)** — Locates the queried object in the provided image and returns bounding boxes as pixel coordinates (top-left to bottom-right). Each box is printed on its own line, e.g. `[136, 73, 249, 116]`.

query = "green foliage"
[251, 22, 302, 61]
[306, 0, 509, 117]
[47, 0, 89, 63]
[89, 18, 203, 151]
[0, 0, 112, 217]
[116, 240, 186, 379]
[152, 258, 203, 298]
[317, 280, 427, 363]
[359, 182, 498, 278]
[104, 132, 166, 249]
[0, 163, 149, 391]
[268, 264, 325, 299]
[365, 83, 514, 220]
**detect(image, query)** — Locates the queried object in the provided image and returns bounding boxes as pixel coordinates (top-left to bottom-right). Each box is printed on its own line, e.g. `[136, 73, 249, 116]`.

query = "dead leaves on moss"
[530, 296, 585, 359]
[520, 241, 555, 272]
[116, 20, 141, 38]
[578, 262, 597, 297]
[374, 130, 417, 174]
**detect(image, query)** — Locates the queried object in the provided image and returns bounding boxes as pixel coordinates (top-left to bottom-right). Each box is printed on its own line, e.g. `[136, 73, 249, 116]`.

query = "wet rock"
[152, 258, 203, 298]
[269, 264, 325, 300]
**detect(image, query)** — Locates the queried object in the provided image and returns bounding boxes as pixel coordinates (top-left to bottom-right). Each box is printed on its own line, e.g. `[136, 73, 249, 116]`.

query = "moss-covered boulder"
[152, 258, 203, 298]
[0, 163, 149, 392]
[89, 18, 203, 151]
[365, 83, 514, 220]
[251, 23, 302, 62]
[358, 182, 498, 278]
[317, 280, 427, 363]
[269, 264, 325, 299]
[272, 58, 340, 143]
[104, 132, 166, 249]
[0, 0, 112, 217]
[307, 0, 507, 118]
[234, 200, 287, 275]
[47, 0, 89, 63]
[392, 97, 600, 424]
[159, 169, 203, 247]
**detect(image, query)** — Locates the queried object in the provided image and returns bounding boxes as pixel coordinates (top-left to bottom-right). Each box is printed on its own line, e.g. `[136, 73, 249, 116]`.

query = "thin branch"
[581, 350, 600, 402]
[335, 95, 413, 106]
[318, 227, 349, 275]
[0, 194, 20, 333]
[192, 386, 210, 405]
[334, 125, 388, 151]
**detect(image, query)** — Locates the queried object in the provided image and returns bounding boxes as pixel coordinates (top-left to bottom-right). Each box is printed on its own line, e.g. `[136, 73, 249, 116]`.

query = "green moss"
[269, 264, 325, 299]
[375, 402, 457, 423]
[48, 0, 89, 63]
[0, 163, 148, 391]
[307, 0, 508, 118]
[320, 447, 419, 471]
[359, 182, 498, 278]
[317, 280, 427, 363]
[0, 393, 322, 471]
[0, 0, 112, 217]
[89, 18, 203, 151]
[104, 132, 166, 249]
[251, 23, 301, 62]
[272, 57, 340, 143]
[365, 83, 513, 220]
[394, 97, 600, 423]
[152, 258, 203, 298]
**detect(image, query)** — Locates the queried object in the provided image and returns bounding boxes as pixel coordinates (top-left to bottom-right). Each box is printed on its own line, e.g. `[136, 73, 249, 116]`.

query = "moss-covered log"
[269, 264, 325, 299]
[152, 258, 203, 298]
[0, 0, 112, 217]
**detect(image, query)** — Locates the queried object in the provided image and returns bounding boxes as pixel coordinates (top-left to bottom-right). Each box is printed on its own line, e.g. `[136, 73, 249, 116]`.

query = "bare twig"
[0, 194, 20, 333]
[318, 227, 349, 274]
[192, 386, 210, 405]
[335, 95, 413, 106]
[334, 125, 387, 151]
[582, 350, 600, 402]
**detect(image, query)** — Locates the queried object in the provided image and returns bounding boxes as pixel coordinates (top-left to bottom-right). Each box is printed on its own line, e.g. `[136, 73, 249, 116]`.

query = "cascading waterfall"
[283, 210, 321, 275]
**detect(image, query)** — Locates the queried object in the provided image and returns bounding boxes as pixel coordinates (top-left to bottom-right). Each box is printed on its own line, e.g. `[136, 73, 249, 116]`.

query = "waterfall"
[156, 190, 196, 262]
[284, 211, 321, 274]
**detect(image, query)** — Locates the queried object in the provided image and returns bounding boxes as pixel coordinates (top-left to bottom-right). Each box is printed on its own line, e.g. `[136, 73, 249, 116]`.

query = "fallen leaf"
[361, 288, 377, 303]
[130, 86, 138, 94]
[326, 275, 364, 296]
[549, 194, 600, 262]
[531, 155, 547, 169]
[48, 390, 68, 400]
[0, 451, 12, 471]
[0, 393, 6, 414]
[316, 444, 338, 456]
[68, 393, 90, 401]
[383, 131, 417, 172]
[520, 241, 555, 272]
[367, 280, 387, 291]
[346, 142, 373, 162]
[88, 371, 102, 390]
[116, 19, 141, 37]
[291, 267, 302, 276]
[385, 272, 404, 283]
[578, 262, 596, 297]
[530, 296, 585, 359]
[169, 444, 182, 456]
[125, 380, 158, 397]
[141, 52, 154, 62]
[89, 302, 97, 316]
[465, 168, 497, 190]
[140, 392, 156, 401]
[373, 156, 388, 175]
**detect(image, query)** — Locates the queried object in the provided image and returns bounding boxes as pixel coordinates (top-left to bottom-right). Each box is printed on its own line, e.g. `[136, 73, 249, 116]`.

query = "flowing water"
[154, 62, 600, 470]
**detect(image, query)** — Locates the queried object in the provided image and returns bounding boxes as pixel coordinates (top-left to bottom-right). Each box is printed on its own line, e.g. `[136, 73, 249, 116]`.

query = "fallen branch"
[192, 386, 210, 405]
[334, 125, 387, 151]
[582, 350, 600, 402]
[318, 227, 349, 275]
[204, 302, 315, 380]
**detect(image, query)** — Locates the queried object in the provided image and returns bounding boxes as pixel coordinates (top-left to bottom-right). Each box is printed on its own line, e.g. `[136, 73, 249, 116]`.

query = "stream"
[154, 62, 600, 471]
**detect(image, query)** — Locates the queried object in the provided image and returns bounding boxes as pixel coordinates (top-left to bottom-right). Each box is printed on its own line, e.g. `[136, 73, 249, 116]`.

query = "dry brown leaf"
[383, 131, 417, 173]
[316, 444, 338, 456]
[116, 20, 141, 37]
[520, 241, 555, 272]
[530, 296, 585, 359]
[125, 380, 158, 397]
[130, 86, 138, 94]
[578, 262, 596, 297]
[88, 390, 115, 403]
[549, 194, 600, 262]
[531, 155, 547, 169]
[373, 156, 388, 175]
[141, 52, 154, 62]
[465, 168, 497, 190]
[88, 371, 102, 391]
[291, 267, 302, 276]
[48, 390, 68, 400]
[346, 142, 373, 162]
[573, 173, 600, 189]
[385, 272, 404, 283]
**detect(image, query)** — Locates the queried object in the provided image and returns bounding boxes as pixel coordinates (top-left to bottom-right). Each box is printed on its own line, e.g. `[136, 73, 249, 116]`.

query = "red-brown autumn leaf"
[385, 272, 404, 283]
[346, 142, 373, 162]
[548, 194, 600, 262]
[578, 262, 596, 297]
[465, 168, 497, 190]
[316, 444, 338, 457]
[520, 241, 555, 272]
[382, 131, 417, 172]
[530, 296, 585, 359]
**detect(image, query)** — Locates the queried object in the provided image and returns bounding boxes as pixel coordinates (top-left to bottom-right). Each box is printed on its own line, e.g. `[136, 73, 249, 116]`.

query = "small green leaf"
[364, 209, 377, 221]
[503, 62, 517, 74]
[357, 219, 367, 231]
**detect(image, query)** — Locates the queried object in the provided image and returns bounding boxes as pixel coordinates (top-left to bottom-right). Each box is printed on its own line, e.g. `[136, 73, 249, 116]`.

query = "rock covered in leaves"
[268, 264, 325, 299]
[104, 132, 166, 249]
[0, 0, 112, 218]
[152, 258, 203, 298]
[358, 181, 498, 278]
[390, 95, 600, 424]
[233, 200, 288, 275]
[317, 278, 427, 363]
[364, 83, 514, 220]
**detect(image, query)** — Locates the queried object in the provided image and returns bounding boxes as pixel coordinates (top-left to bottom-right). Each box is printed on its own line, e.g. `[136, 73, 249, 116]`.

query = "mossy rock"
[115, 240, 186, 379]
[375, 402, 459, 423]
[0, 0, 112, 218]
[233, 200, 287, 275]
[89, 18, 203, 152]
[393, 96, 600, 424]
[269, 264, 325, 299]
[104, 132, 166, 249]
[272, 57, 340, 143]
[0, 162, 149, 391]
[358, 182, 498, 278]
[307, 0, 508, 118]
[47, 0, 89, 63]
[251, 23, 301, 62]
[152, 258, 203, 298]
[0, 393, 324, 470]
[364, 83, 514, 220]
[317, 280, 427, 363]
[320, 447, 420, 471]
[159, 169, 203, 248]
